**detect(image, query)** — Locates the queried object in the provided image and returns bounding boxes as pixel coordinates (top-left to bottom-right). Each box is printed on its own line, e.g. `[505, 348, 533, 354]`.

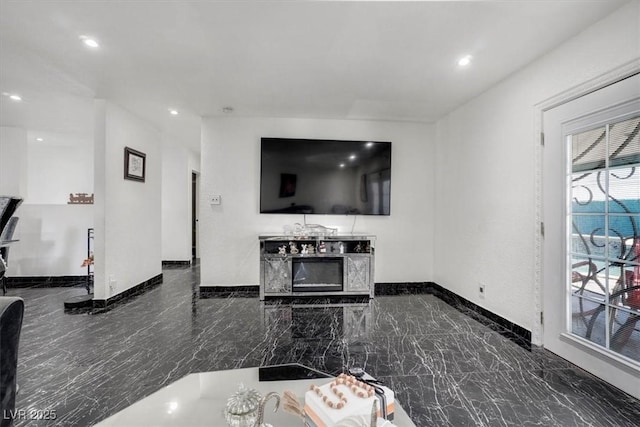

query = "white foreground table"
[94, 366, 415, 426]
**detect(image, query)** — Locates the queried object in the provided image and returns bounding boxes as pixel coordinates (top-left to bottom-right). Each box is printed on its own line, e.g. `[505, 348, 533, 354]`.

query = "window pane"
[570, 256, 606, 299]
[608, 167, 640, 214]
[609, 215, 640, 262]
[624, 238, 640, 265]
[609, 264, 640, 308]
[571, 172, 606, 213]
[572, 126, 607, 172]
[571, 295, 606, 346]
[609, 116, 640, 168]
[609, 306, 640, 362]
[571, 214, 606, 256]
[609, 263, 639, 361]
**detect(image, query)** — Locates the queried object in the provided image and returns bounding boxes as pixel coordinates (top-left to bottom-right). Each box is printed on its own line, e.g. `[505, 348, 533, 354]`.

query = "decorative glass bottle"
[224, 384, 261, 427]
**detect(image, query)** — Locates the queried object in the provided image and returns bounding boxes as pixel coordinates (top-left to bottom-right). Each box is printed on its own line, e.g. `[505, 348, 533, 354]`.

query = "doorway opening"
[192, 172, 199, 261]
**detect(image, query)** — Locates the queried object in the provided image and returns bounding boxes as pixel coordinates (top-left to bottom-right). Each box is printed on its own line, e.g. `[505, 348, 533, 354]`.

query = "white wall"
[161, 139, 200, 262]
[434, 0, 640, 332]
[93, 100, 162, 300]
[0, 127, 28, 197]
[1, 126, 94, 277]
[10, 204, 93, 276]
[25, 131, 93, 204]
[200, 117, 434, 287]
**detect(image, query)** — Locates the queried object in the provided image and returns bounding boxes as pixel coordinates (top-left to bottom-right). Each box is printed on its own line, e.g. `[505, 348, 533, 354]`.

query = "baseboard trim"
[376, 281, 531, 348]
[375, 282, 434, 295]
[7, 275, 88, 288]
[92, 273, 163, 311]
[432, 283, 531, 348]
[161, 260, 191, 266]
[199, 285, 259, 298]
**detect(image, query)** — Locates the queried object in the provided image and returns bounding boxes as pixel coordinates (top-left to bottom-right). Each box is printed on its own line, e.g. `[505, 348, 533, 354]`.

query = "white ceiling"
[0, 0, 629, 152]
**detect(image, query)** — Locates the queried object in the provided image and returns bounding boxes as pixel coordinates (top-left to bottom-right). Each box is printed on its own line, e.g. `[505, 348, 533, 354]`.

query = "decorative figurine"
[307, 244, 315, 255]
[254, 392, 280, 427]
[319, 241, 326, 253]
[224, 384, 261, 427]
[301, 244, 308, 254]
[354, 243, 362, 253]
[289, 242, 299, 254]
[68, 192, 95, 205]
[278, 245, 287, 255]
[339, 242, 344, 254]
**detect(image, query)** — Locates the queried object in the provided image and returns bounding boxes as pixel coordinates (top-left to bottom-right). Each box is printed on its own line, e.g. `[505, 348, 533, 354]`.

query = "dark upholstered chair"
[0, 297, 24, 427]
[0, 217, 19, 295]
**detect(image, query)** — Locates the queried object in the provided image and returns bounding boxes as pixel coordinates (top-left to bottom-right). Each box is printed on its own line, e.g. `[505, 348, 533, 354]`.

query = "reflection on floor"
[9, 264, 640, 426]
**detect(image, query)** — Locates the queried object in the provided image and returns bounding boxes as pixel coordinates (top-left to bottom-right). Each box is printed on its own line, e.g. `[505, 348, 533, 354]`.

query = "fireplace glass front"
[292, 257, 343, 293]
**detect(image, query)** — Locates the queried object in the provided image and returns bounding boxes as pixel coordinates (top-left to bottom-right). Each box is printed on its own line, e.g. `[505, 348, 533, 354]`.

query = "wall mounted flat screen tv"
[260, 138, 391, 215]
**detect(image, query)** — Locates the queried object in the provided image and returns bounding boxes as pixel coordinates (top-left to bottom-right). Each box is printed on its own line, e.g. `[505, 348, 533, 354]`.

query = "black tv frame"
[259, 137, 391, 216]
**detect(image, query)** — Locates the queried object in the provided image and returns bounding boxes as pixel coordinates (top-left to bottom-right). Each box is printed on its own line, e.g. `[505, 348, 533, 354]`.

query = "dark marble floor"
[7, 264, 640, 426]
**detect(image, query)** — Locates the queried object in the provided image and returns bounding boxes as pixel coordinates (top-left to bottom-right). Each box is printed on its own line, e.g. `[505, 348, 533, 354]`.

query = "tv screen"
[260, 138, 391, 215]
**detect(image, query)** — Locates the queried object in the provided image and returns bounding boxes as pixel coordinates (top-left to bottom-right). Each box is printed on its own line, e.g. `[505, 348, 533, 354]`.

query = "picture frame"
[124, 147, 146, 182]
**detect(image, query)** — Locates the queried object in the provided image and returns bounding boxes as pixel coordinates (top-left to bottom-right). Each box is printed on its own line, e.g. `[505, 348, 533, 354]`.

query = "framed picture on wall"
[124, 147, 146, 182]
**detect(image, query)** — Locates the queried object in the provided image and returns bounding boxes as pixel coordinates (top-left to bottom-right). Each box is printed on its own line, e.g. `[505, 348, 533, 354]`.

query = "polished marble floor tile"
[6, 265, 640, 426]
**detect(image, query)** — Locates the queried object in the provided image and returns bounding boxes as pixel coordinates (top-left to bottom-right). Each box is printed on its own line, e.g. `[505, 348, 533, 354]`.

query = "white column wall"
[93, 100, 162, 300]
[434, 0, 640, 332]
[161, 142, 190, 262]
[199, 117, 434, 287]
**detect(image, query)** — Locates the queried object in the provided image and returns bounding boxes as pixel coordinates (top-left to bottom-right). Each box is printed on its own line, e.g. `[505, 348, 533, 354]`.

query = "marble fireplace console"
[259, 235, 375, 300]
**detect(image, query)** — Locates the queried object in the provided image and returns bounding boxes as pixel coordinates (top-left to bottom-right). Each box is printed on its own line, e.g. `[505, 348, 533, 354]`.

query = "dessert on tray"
[304, 374, 395, 427]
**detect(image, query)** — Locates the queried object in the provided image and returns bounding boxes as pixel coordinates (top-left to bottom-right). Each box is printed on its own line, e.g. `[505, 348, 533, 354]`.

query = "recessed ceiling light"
[80, 35, 100, 48]
[169, 109, 179, 116]
[36, 137, 44, 142]
[365, 142, 374, 148]
[339, 163, 345, 168]
[458, 55, 473, 67]
[349, 154, 356, 160]
[8, 94, 22, 101]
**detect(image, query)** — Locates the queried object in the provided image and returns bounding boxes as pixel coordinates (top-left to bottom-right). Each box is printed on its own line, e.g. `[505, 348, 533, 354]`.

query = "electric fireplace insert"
[291, 257, 344, 293]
